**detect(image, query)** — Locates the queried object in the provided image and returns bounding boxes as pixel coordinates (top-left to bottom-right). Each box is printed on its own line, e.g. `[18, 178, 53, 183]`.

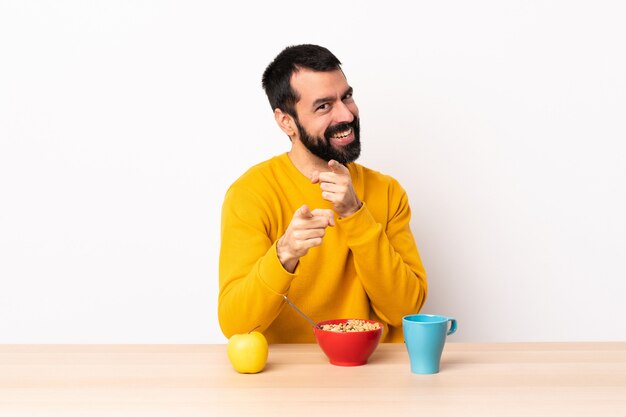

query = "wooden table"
[0, 343, 624, 416]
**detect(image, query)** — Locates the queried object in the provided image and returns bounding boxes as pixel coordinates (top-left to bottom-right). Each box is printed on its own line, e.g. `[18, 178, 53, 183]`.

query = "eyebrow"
[311, 86, 353, 109]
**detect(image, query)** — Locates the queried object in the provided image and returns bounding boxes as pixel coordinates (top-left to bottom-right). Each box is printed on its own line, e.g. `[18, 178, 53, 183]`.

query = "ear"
[274, 108, 296, 138]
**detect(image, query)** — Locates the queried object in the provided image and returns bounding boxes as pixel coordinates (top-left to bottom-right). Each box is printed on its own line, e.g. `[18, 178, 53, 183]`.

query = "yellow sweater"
[218, 153, 427, 343]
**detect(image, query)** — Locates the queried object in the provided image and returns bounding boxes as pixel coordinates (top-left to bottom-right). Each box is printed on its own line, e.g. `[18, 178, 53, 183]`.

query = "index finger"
[295, 204, 314, 219]
[328, 159, 349, 174]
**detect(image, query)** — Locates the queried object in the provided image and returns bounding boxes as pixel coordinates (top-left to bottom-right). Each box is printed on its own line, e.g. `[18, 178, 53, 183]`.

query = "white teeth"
[333, 128, 352, 139]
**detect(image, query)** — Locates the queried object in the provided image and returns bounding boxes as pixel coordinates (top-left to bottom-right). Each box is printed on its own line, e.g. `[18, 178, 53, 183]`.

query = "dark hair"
[261, 44, 342, 118]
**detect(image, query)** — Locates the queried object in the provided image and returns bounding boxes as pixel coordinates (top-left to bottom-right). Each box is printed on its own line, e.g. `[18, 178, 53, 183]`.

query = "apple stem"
[248, 325, 261, 334]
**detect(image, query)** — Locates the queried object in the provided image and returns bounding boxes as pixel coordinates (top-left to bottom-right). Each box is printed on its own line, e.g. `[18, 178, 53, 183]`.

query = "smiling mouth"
[332, 127, 352, 138]
[330, 127, 353, 144]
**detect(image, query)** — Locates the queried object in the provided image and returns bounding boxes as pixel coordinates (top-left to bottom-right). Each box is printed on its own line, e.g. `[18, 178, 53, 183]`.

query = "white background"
[1, 1, 625, 343]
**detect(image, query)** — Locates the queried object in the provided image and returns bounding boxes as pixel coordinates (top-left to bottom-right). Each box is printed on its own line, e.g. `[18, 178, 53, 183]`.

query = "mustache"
[324, 118, 359, 140]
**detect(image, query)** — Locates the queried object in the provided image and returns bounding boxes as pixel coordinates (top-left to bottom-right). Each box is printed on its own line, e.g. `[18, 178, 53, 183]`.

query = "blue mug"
[402, 314, 457, 374]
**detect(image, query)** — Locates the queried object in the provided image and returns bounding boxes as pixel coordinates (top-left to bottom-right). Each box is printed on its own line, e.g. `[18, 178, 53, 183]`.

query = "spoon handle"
[283, 295, 321, 329]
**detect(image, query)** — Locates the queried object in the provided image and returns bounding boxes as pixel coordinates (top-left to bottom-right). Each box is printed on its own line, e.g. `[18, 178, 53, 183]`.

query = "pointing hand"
[277, 205, 334, 272]
[311, 160, 362, 218]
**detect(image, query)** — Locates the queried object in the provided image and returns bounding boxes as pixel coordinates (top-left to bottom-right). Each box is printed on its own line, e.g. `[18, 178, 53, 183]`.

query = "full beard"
[295, 117, 361, 164]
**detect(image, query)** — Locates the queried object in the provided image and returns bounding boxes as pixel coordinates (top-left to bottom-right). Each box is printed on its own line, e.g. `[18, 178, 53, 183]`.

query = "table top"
[1, 342, 624, 417]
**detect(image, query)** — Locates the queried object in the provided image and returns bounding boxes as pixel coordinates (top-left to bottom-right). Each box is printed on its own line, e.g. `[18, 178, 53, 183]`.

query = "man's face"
[290, 69, 361, 164]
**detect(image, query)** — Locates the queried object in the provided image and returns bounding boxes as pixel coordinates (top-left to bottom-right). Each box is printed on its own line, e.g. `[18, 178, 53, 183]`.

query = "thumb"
[311, 208, 335, 227]
[310, 170, 320, 184]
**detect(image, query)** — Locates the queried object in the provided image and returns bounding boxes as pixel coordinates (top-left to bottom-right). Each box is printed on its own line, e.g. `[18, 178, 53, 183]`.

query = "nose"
[334, 100, 356, 124]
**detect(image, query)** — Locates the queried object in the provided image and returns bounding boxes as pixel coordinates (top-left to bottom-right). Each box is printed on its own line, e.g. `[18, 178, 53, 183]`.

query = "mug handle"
[447, 317, 457, 336]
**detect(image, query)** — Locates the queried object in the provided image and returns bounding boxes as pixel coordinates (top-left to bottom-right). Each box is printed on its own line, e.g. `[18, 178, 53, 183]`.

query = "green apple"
[227, 330, 268, 374]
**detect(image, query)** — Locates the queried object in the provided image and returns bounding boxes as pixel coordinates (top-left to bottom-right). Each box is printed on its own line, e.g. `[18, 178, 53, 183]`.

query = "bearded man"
[218, 44, 427, 343]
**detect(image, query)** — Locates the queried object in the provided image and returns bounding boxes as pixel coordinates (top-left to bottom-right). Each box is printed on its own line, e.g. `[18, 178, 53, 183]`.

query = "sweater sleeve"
[337, 180, 427, 328]
[218, 184, 295, 338]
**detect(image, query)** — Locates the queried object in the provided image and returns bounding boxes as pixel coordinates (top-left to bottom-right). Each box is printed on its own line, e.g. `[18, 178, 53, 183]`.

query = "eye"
[316, 103, 330, 111]
[343, 92, 354, 101]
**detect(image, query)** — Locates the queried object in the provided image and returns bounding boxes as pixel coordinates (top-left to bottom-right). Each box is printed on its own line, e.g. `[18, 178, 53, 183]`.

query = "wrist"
[277, 236, 298, 273]
[340, 200, 363, 218]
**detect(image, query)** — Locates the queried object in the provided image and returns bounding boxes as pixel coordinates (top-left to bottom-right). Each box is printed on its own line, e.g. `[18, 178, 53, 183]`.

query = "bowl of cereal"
[314, 319, 383, 366]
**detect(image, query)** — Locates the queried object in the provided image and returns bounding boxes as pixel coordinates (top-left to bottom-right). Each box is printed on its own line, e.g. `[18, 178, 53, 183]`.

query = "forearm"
[338, 203, 427, 326]
[218, 241, 295, 337]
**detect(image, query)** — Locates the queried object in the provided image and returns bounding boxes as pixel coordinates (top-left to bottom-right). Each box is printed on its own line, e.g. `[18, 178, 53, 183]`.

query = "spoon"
[282, 295, 321, 330]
